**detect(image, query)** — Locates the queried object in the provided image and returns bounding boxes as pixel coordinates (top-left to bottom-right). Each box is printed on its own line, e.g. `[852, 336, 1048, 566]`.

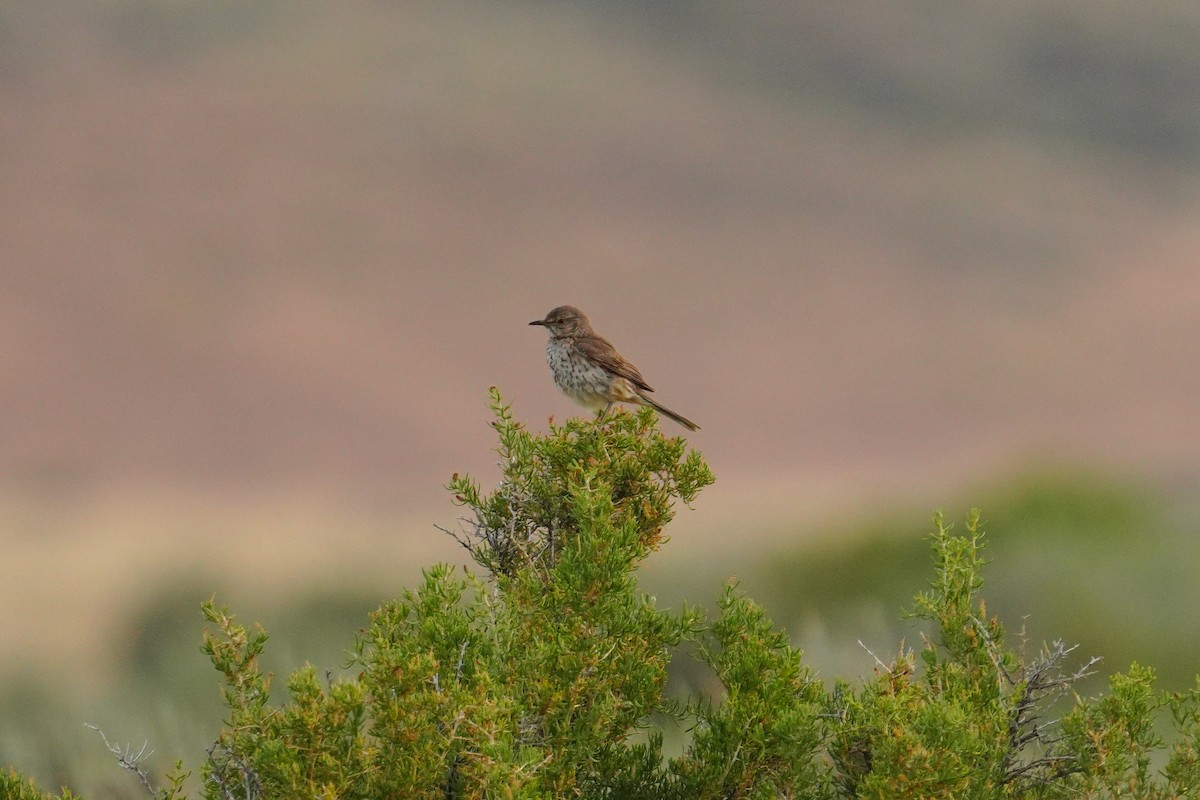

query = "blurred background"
[2, 1, 1199, 794]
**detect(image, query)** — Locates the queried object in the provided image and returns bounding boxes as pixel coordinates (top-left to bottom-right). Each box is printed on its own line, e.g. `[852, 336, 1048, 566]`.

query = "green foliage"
[756, 470, 1198, 693]
[4, 391, 1200, 799]
[829, 512, 1076, 798]
[190, 393, 720, 799]
[445, 387, 713, 578]
[669, 584, 831, 799]
[1, 769, 79, 800]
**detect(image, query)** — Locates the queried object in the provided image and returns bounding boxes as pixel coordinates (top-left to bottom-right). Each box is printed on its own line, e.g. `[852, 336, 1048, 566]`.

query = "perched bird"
[529, 305, 700, 431]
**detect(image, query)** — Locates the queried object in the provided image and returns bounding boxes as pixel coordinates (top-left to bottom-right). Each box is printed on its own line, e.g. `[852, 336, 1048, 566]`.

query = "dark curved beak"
[529, 319, 546, 326]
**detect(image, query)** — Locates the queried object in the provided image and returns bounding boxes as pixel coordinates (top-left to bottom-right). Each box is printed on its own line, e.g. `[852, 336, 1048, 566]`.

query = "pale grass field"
[0, 487, 456, 690]
[0, 453, 978, 686]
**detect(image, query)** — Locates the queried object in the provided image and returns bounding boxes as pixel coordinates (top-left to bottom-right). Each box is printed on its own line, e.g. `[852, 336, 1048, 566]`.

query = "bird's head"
[529, 305, 591, 337]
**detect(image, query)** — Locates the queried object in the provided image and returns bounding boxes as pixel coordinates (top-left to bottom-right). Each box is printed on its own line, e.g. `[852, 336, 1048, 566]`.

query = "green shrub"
[4, 389, 1200, 799]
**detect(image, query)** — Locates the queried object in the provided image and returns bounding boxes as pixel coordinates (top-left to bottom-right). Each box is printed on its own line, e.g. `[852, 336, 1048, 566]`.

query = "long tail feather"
[638, 394, 700, 431]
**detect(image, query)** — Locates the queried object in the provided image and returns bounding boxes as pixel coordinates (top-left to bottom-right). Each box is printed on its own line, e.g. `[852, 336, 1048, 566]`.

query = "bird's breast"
[545, 338, 611, 409]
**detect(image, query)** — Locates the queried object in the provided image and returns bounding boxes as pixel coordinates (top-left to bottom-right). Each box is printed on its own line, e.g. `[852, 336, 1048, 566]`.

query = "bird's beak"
[529, 319, 546, 326]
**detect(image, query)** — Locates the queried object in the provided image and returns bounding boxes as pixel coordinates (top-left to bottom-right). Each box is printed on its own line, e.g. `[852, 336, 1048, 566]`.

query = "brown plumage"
[529, 305, 700, 431]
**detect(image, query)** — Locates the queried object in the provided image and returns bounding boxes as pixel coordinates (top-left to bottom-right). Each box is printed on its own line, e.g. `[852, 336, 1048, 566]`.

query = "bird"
[529, 305, 700, 431]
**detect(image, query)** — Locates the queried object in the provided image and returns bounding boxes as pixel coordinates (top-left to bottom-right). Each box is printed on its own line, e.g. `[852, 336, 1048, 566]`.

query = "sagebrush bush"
[4, 389, 1200, 799]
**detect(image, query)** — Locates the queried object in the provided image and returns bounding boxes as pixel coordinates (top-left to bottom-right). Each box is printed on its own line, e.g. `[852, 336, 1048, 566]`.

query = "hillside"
[1, 1, 1197, 500]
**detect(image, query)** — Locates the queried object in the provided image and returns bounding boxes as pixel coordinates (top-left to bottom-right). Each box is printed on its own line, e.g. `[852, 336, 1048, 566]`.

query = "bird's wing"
[576, 335, 655, 393]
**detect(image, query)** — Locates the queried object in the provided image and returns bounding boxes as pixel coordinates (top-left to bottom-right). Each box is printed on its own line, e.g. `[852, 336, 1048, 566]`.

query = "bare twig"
[83, 723, 157, 796]
[206, 740, 261, 800]
[455, 639, 469, 681]
[857, 640, 890, 672]
[998, 639, 1103, 787]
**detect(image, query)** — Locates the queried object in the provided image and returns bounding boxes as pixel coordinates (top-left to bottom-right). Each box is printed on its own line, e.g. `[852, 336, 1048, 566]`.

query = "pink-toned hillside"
[1, 1, 1198, 682]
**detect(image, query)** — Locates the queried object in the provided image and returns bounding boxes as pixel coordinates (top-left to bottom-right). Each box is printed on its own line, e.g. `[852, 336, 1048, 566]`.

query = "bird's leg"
[597, 402, 614, 457]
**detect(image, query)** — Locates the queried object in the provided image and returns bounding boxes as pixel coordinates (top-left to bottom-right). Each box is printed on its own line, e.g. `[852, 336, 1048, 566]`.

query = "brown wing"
[576, 334, 655, 393]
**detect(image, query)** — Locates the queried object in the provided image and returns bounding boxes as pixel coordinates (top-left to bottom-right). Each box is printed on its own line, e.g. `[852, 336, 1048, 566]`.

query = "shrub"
[4, 389, 1199, 798]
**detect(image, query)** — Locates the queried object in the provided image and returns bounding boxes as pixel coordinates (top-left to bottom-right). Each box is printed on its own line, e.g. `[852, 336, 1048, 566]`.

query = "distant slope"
[0, 0, 1197, 502]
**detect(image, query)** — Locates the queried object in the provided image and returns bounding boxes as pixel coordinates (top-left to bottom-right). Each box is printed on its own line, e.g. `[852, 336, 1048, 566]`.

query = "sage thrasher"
[529, 305, 700, 431]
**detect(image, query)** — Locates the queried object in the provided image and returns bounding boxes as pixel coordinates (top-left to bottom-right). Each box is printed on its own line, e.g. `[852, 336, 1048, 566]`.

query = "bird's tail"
[638, 394, 700, 431]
